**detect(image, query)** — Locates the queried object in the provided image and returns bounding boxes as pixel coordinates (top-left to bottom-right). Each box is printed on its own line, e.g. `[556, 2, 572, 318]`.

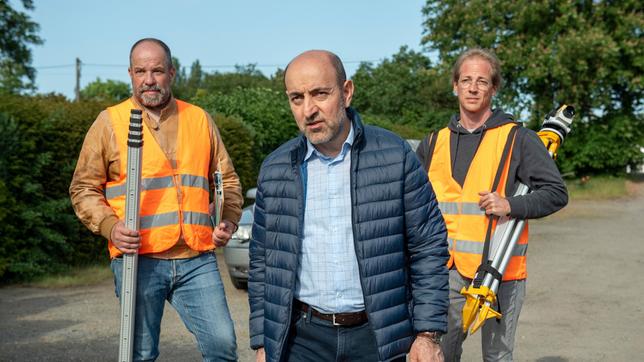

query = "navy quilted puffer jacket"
[248, 109, 449, 362]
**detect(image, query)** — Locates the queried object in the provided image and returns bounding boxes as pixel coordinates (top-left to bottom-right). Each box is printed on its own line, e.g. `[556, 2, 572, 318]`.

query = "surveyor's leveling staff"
[211, 170, 223, 227]
[461, 105, 575, 334]
[118, 109, 143, 362]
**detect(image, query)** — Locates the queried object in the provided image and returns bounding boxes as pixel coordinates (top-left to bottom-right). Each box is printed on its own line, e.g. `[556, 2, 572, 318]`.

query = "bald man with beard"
[70, 38, 242, 361]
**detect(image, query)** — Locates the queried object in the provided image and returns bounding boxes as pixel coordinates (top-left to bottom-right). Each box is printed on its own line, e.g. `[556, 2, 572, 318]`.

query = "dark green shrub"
[556, 112, 644, 176]
[214, 113, 256, 192]
[0, 94, 109, 282]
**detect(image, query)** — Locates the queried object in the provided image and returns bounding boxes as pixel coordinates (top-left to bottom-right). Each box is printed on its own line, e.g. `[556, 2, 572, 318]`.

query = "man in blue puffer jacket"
[248, 50, 449, 362]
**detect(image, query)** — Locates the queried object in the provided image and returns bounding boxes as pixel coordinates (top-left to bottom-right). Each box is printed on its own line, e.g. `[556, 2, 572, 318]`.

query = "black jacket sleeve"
[506, 128, 569, 219]
[415, 133, 432, 172]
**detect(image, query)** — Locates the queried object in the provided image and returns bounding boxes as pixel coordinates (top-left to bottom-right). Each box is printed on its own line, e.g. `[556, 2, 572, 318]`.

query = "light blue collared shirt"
[294, 124, 364, 313]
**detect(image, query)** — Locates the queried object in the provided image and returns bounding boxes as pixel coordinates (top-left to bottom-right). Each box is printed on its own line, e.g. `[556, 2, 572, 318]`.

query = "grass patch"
[26, 264, 112, 288]
[565, 175, 629, 200]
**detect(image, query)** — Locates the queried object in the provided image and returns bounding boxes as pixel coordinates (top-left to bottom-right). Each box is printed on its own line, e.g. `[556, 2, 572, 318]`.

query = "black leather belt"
[294, 300, 368, 327]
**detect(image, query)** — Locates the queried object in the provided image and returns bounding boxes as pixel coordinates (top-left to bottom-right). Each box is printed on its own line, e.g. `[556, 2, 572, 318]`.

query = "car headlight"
[232, 225, 251, 241]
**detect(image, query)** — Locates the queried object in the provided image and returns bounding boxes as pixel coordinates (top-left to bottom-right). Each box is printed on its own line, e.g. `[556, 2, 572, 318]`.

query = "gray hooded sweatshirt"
[416, 109, 568, 219]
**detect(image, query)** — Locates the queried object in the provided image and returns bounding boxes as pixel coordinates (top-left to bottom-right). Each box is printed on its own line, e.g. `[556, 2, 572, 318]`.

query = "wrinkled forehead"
[458, 57, 493, 78]
[130, 41, 171, 68]
[285, 61, 338, 91]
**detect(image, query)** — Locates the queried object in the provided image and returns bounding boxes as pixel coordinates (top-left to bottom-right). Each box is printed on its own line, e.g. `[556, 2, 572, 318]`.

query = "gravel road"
[1, 183, 643, 361]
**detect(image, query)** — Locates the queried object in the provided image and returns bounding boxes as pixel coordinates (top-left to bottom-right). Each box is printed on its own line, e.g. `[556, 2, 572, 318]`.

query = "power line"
[83, 63, 124, 68]
[35, 64, 75, 69]
[200, 60, 377, 69]
[36, 59, 380, 70]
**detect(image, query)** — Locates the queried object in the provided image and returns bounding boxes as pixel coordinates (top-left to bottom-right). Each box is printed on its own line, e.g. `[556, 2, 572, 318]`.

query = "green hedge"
[193, 87, 299, 191]
[193, 87, 298, 163]
[555, 112, 644, 176]
[214, 113, 256, 192]
[0, 94, 109, 281]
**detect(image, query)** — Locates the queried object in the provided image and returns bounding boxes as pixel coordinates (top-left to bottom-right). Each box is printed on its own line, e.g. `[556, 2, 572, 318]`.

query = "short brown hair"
[452, 48, 502, 91]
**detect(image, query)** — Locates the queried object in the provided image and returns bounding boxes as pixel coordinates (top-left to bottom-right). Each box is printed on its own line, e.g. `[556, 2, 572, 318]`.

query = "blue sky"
[26, 0, 428, 99]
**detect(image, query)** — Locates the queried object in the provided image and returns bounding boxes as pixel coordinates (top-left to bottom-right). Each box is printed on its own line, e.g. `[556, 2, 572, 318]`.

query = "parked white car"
[222, 189, 255, 289]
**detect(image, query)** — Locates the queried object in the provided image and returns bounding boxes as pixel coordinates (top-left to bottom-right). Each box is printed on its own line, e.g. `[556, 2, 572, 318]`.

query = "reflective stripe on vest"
[438, 202, 486, 216]
[427, 124, 529, 281]
[105, 174, 209, 199]
[447, 238, 528, 256]
[137, 211, 212, 230]
[105, 99, 214, 258]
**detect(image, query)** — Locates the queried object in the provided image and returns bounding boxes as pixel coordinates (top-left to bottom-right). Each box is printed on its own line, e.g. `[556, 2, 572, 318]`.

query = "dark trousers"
[285, 308, 404, 362]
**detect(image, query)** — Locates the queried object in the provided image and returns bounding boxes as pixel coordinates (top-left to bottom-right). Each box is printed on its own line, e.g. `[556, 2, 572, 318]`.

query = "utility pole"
[75, 57, 81, 101]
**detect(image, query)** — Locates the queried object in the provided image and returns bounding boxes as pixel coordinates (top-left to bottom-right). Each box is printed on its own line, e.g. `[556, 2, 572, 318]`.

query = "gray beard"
[140, 93, 166, 108]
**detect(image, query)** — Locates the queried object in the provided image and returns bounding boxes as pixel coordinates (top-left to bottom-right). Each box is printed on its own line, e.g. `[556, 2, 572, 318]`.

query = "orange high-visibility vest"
[105, 99, 214, 258]
[428, 124, 528, 281]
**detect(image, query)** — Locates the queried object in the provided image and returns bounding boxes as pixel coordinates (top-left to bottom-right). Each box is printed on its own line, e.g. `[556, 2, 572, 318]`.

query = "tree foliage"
[172, 57, 203, 100]
[80, 77, 130, 102]
[422, 0, 643, 117]
[352, 46, 453, 133]
[214, 113, 256, 192]
[422, 0, 644, 174]
[0, 0, 43, 94]
[202, 64, 282, 95]
[173, 60, 284, 100]
[193, 87, 298, 186]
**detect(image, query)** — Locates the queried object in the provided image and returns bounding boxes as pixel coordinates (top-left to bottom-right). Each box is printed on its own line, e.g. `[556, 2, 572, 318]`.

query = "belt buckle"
[332, 313, 341, 326]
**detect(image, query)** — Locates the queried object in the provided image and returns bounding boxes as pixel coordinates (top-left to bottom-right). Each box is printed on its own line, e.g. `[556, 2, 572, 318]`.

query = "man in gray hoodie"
[416, 48, 568, 361]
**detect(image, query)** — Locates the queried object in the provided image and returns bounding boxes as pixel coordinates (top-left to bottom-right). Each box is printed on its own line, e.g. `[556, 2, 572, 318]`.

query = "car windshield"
[239, 207, 253, 224]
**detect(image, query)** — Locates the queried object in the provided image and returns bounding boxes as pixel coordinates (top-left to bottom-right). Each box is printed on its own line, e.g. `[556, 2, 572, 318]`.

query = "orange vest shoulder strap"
[474, 124, 520, 287]
[490, 125, 520, 193]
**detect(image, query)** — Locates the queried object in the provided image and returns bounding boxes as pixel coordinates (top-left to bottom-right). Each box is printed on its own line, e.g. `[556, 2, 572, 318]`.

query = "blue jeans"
[285, 308, 405, 362]
[111, 252, 237, 361]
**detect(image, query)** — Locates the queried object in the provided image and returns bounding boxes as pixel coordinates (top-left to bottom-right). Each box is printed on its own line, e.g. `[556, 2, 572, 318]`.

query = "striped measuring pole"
[118, 109, 143, 362]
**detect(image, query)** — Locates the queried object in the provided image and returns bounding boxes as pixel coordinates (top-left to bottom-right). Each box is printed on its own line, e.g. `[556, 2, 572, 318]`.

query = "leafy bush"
[214, 113, 256, 192]
[0, 94, 109, 282]
[193, 87, 299, 175]
[80, 78, 131, 103]
[352, 46, 454, 131]
[361, 114, 427, 140]
[556, 112, 644, 176]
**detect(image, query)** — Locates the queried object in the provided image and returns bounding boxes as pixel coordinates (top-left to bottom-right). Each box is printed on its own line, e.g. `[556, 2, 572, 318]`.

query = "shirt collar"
[304, 121, 355, 163]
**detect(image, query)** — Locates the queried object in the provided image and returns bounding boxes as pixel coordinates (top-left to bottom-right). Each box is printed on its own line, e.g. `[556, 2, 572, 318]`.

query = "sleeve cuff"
[222, 209, 241, 227]
[99, 215, 119, 240]
[250, 335, 264, 350]
[507, 197, 526, 219]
